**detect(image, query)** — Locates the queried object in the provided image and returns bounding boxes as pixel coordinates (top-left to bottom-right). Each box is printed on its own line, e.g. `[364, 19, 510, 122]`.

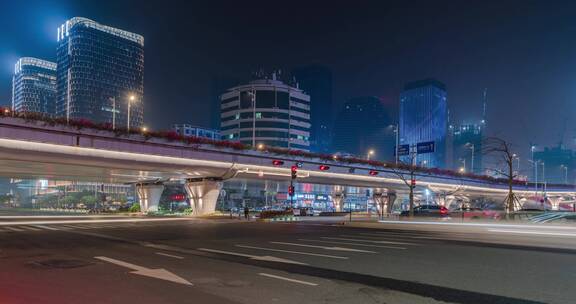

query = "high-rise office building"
[56, 17, 144, 128]
[12, 57, 57, 114]
[173, 124, 221, 141]
[292, 65, 333, 153]
[450, 124, 483, 174]
[220, 73, 311, 151]
[332, 96, 395, 161]
[399, 79, 448, 168]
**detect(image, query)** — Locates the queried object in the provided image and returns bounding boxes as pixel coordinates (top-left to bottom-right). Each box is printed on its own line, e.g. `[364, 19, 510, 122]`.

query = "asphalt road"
[0, 217, 575, 304]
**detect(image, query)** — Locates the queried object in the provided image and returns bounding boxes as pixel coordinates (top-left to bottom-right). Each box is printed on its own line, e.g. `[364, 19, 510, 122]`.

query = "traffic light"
[288, 185, 295, 197]
[369, 170, 378, 176]
[319, 165, 330, 171]
[272, 160, 284, 166]
[291, 165, 298, 179]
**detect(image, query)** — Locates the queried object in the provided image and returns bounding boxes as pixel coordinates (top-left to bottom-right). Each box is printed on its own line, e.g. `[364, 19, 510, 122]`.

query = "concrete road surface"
[0, 217, 574, 304]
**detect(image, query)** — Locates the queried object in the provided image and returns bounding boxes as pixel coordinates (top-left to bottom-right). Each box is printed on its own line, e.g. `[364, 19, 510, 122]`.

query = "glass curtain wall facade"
[12, 57, 57, 115]
[399, 79, 448, 168]
[451, 124, 482, 174]
[56, 17, 144, 128]
[173, 124, 221, 140]
[220, 75, 311, 151]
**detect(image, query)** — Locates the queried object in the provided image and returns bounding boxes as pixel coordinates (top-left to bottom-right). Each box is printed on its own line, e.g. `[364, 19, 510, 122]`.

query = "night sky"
[2, 0, 576, 161]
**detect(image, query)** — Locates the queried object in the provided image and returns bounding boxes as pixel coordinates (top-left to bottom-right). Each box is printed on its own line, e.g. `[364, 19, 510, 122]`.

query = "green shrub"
[129, 204, 141, 213]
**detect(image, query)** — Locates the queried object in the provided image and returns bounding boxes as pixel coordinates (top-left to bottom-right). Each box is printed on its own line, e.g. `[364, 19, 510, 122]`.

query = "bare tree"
[389, 153, 418, 217]
[482, 137, 520, 217]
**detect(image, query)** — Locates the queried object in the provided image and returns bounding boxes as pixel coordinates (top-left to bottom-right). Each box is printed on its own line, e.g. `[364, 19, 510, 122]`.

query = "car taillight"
[440, 208, 448, 215]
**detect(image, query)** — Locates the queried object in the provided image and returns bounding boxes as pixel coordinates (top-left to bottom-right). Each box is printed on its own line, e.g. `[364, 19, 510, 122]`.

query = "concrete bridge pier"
[185, 178, 223, 216]
[136, 183, 165, 213]
[333, 186, 345, 212]
[386, 191, 397, 214]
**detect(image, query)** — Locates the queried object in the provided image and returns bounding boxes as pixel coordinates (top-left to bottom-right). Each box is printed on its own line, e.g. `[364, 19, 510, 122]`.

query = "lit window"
[255, 112, 262, 119]
[235, 113, 240, 120]
[229, 134, 234, 139]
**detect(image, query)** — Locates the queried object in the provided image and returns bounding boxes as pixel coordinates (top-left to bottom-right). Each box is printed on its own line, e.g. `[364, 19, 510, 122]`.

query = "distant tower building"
[451, 124, 483, 174]
[292, 65, 333, 153]
[12, 57, 57, 114]
[399, 79, 448, 168]
[56, 17, 144, 128]
[332, 96, 395, 161]
[172, 124, 221, 141]
[219, 73, 311, 151]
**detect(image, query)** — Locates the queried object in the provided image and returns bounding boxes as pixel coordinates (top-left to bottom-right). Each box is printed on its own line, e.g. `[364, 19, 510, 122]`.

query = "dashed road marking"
[258, 273, 318, 286]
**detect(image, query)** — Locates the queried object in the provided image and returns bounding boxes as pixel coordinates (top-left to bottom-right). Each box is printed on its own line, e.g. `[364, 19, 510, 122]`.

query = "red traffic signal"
[291, 165, 298, 179]
[411, 179, 416, 186]
[288, 185, 295, 196]
[272, 160, 284, 166]
[319, 165, 330, 171]
[369, 170, 379, 176]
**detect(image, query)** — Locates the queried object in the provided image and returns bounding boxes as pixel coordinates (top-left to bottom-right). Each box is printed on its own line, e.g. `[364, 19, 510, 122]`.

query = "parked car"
[400, 205, 449, 217]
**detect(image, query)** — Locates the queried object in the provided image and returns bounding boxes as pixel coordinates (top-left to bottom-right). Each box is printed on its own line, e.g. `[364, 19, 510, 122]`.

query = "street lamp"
[561, 165, 568, 184]
[127, 94, 136, 130]
[512, 153, 520, 176]
[459, 158, 466, 173]
[257, 143, 265, 150]
[367, 149, 375, 161]
[465, 143, 475, 173]
[540, 161, 546, 196]
[389, 124, 399, 165]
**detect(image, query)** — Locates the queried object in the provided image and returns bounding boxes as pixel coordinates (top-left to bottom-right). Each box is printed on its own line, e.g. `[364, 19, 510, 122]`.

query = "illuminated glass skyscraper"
[56, 17, 144, 128]
[399, 79, 448, 168]
[12, 57, 57, 114]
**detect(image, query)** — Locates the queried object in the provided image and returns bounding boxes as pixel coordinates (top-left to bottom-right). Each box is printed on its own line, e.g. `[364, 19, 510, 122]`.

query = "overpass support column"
[185, 178, 223, 216]
[333, 186, 345, 212]
[136, 183, 165, 213]
[373, 188, 386, 218]
[386, 191, 397, 215]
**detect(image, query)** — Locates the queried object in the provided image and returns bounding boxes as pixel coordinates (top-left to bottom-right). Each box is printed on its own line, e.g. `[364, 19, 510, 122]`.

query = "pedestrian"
[244, 206, 250, 220]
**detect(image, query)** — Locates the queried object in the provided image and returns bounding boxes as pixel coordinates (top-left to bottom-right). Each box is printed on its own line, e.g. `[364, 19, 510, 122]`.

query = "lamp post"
[531, 145, 536, 192]
[127, 94, 135, 130]
[391, 124, 399, 165]
[465, 143, 475, 174]
[367, 149, 375, 161]
[561, 165, 568, 184]
[541, 161, 546, 196]
[459, 158, 466, 173]
[111, 97, 116, 130]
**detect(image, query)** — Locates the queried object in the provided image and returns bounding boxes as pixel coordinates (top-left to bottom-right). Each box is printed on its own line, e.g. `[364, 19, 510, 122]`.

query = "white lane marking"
[270, 241, 376, 253]
[352, 233, 444, 240]
[4, 226, 25, 232]
[21, 226, 42, 231]
[155, 252, 185, 259]
[198, 248, 308, 265]
[298, 239, 406, 250]
[258, 273, 318, 286]
[377, 220, 576, 231]
[32, 225, 60, 231]
[325, 237, 413, 245]
[488, 229, 576, 237]
[94, 256, 193, 286]
[0, 217, 193, 226]
[236, 245, 348, 259]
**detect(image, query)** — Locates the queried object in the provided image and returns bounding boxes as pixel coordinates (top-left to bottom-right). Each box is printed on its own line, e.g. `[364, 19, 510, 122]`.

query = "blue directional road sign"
[395, 144, 410, 156]
[416, 141, 435, 154]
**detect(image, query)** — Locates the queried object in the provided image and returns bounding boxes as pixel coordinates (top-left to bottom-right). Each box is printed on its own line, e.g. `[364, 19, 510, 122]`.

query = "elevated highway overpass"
[0, 117, 573, 214]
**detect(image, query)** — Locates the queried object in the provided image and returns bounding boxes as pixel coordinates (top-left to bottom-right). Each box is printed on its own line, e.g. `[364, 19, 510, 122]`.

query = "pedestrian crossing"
[0, 223, 139, 233]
